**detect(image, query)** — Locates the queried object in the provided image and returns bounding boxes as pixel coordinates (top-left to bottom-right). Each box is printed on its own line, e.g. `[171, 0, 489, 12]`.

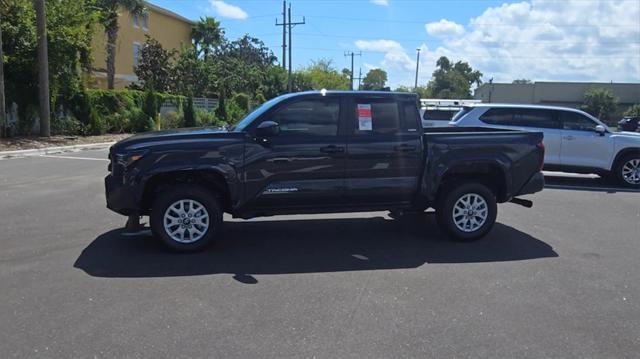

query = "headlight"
[116, 150, 148, 168]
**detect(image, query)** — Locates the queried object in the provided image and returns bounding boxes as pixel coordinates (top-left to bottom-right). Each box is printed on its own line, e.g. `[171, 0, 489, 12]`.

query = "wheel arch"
[612, 147, 640, 170]
[437, 161, 509, 202]
[140, 169, 234, 214]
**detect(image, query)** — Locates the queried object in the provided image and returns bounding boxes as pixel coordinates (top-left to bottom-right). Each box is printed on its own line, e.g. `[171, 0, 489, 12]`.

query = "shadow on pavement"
[74, 214, 557, 280]
[544, 174, 639, 193]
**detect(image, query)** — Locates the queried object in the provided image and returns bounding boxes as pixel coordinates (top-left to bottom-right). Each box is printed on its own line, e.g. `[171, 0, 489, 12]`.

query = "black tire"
[613, 153, 640, 188]
[435, 182, 497, 241]
[150, 185, 222, 252]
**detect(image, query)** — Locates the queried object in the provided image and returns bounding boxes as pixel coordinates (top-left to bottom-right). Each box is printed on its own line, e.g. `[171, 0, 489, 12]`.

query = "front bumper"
[105, 174, 139, 216]
[516, 171, 545, 196]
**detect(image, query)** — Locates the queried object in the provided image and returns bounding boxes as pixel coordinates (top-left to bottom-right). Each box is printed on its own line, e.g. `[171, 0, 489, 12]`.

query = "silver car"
[450, 104, 640, 187]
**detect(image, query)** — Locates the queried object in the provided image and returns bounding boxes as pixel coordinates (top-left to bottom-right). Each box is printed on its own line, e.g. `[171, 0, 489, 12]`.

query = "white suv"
[450, 104, 640, 187]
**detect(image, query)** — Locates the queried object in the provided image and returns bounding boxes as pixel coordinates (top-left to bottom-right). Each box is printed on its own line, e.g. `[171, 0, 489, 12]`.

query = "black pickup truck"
[106, 91, 545, 251]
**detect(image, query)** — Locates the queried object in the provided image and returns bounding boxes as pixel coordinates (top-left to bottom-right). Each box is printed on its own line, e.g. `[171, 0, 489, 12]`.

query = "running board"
[510, 197, 533, 208]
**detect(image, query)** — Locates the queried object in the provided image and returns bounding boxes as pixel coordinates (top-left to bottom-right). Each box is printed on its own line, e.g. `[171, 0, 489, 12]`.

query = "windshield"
[232, 94, 293, 132]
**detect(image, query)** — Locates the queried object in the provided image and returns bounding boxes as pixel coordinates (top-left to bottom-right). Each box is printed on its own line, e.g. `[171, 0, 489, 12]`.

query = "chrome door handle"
[563, 135, 575, 140]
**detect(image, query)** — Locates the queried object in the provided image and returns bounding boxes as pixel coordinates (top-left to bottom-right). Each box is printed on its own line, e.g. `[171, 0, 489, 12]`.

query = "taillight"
[536, 141, 545, 171]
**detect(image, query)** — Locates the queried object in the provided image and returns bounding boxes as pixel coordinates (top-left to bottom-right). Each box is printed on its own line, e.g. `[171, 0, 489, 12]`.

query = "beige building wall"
[90, 3, 193, 89]
[475, 82, 640, 120]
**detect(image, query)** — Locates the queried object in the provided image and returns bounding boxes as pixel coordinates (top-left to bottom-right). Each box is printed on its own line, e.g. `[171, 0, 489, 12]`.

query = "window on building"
[141, 12, 149, 30]
[133, 43, 141, 68]
[133, 14, 139, 28]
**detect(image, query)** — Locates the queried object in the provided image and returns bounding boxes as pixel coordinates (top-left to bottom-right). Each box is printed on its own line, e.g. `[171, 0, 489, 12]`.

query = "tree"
[362, 68, 388, 90]
[183, 95, 195, 127]
[133, 36, 176, 92]
[292, 59, 349, 91]
[581, 87, 618, 123]
[426, 56, 483, 99]
[513, 79, 532, 84]
[96, 0, 145, 89]
[395, 85, 432, 98]
[191, 16, 224, 59]
[171, 46, 211, 97]
[1, 0, 97, 134]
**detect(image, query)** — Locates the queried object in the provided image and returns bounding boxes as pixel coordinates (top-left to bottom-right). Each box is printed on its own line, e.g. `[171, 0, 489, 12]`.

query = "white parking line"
[39, 155, 109, 162]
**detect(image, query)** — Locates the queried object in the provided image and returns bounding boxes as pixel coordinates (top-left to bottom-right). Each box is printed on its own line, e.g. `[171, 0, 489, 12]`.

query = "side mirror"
[595, 125, 606, 136]
[256, 121, 280, 138]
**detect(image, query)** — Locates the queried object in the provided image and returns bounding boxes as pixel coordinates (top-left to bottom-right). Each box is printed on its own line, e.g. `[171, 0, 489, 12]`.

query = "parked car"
[450, 104, 640, 187]
[618, 116, 640, 132]
[106, 91, 545, 252]
[420, 99, 481, 128]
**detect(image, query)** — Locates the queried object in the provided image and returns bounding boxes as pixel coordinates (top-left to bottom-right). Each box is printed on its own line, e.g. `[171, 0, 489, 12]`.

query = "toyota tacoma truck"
[105, 91, 545, 252]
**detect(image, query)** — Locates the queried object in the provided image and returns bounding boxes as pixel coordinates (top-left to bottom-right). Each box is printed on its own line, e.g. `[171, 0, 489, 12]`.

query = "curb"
[0, 142, 114, 160]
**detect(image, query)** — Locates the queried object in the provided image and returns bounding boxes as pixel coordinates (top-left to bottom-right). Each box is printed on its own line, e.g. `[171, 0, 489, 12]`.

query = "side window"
[479, 108, 515, 125]
[133, 42, 141, 68]
[270, 99, 340, 136]
[480, 108, 558, 128]
[514, 109, 558, 128]
[401, 102, 420, 131]
[560, 111, 597, 131]
[354, 100, 400, 135]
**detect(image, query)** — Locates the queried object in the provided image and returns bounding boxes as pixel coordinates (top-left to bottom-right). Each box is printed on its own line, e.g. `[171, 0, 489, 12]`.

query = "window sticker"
[357, 104, 372, 131]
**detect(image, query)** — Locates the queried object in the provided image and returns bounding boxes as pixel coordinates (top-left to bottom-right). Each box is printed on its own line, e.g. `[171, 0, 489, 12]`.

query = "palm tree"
[191, 16, 224, 60]
[96, 0, 145, 89]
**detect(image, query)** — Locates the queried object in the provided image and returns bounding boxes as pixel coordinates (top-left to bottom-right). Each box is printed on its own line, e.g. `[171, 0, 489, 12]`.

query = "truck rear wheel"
[435, 182, 497, 241]
[150, 185, 222, 252]
[614, 153, 640, 188]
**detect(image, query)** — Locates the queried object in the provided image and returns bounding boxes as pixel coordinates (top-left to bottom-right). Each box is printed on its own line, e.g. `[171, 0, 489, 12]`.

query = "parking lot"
[1, 148, 639, 358]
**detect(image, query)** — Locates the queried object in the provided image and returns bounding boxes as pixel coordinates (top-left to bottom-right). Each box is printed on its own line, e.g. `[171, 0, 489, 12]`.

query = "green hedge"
[61, 89, 185, 135]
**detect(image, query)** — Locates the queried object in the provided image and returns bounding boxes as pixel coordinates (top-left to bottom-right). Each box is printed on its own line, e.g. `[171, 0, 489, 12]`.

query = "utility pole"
[286, 3, 304, 92]
[0, 12, 6, 137]
[414, 48, 421, 91]
[275, 0, 287, 69]
[344, 51, 361, 90]
[35, 0, 50, 137]
[355, 68, 363, 90]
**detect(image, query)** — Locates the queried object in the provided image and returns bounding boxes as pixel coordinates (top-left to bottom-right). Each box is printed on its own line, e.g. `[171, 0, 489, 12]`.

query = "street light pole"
[0, 12, 7, 137]
[414, 48, 421, 91]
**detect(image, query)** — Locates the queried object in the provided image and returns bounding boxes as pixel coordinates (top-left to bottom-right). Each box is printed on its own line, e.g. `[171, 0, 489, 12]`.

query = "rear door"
[344, 96, 423, 205]
[242, 96, 347, 209]
[557, 110, 613, 170]
[478, 107, 562, 165]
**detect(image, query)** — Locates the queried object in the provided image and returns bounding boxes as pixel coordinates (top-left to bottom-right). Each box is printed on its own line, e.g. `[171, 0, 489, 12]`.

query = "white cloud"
[364, 0, 640, 87]
[209, 0, 248, 20]
[355, 39, 404, 53]
[425, 19, 465, 38]
[370, 0, 389, 6]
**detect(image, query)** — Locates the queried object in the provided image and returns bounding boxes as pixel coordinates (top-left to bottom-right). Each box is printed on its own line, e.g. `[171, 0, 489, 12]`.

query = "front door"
[557, 111, 613, 170]
[242, 96, 347, 210]
[344, 97, 423, 205]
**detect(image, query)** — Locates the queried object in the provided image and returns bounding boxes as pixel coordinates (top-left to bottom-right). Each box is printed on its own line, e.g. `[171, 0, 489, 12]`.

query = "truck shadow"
[74, 214, 557, 280]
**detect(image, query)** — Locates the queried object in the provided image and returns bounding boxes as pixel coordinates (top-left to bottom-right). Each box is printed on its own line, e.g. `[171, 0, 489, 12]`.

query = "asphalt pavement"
[1, 149, 639, 358]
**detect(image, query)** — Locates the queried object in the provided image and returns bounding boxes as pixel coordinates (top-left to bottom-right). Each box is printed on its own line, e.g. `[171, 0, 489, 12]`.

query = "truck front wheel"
[435, 182, 497, 241]
[150, 185, 222, 252]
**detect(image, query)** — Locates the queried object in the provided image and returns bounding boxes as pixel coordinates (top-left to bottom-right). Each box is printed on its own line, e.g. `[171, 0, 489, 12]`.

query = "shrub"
[624, 104, 640, 117]
[52, 115, 86, 136]
[162, 111, 184, 129]
[195, 109, 221, 127]
[232, 93, 250, 113]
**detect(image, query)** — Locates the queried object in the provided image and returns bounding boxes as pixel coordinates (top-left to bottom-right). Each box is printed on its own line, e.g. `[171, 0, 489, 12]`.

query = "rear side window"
[354, 100, 400, 135]
[480, 108, 559, 128]
[271, 99, 340, 136]
[401, 102, 420, 131]
[558, 111, 597, 131]
[424, 109, 458, 121]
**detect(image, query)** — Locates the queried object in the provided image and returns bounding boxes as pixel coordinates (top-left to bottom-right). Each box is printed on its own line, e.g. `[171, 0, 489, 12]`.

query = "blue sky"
[150, 0, 640, 88]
